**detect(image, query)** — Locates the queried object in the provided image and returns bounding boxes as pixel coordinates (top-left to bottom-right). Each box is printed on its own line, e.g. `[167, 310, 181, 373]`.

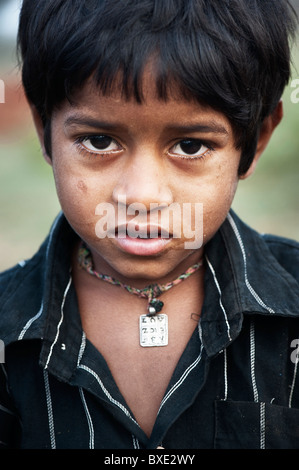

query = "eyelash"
[168, 147, 213, 161]
[74, 135, 214, 161]
[74, 136, 122, 159]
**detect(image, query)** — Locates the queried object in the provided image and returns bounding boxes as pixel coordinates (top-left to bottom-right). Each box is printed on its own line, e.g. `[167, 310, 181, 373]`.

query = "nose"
[112, 150, 173, 211]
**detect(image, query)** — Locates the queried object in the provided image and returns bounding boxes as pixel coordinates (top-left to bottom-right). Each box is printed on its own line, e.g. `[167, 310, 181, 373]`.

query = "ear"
[239, 100, 283, 180]
[30, 105, 52, 166]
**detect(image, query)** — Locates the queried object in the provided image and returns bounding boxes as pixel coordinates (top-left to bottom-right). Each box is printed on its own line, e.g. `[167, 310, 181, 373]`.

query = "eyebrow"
[64, 114, 229, 136]
[64, 115, 122, 131]
[165, 123, 229, 136]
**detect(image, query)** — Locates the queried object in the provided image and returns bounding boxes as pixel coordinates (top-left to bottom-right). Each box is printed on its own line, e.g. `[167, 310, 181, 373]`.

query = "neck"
[82, 241, 204, 289]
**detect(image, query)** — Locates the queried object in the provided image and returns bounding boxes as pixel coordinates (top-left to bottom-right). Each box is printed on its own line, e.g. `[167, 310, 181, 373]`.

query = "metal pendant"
[139, 314, 168, 347]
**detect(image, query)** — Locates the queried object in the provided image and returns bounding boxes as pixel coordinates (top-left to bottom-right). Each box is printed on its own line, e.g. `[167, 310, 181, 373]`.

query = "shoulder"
[220, 212, 299, 317]
[0, 212, 66, 309]
[225, 211, 299, 283]
[262, 234, 299, 282]
[0, 250, 43, 297]
[0, 243, 47, 344]
[0, 213, 75, 345]
[0, 237, 47, 300]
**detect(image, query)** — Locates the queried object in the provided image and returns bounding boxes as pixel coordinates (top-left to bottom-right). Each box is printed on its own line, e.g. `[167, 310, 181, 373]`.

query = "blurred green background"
[0, 0, 298, 272]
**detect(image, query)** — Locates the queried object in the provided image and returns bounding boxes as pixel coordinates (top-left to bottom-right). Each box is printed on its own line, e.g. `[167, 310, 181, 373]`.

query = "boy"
[0, 0, 298, 449]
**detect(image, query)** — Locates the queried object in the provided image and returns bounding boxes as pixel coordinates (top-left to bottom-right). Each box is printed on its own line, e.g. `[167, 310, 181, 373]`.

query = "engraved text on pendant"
[139, 314, 168, 347]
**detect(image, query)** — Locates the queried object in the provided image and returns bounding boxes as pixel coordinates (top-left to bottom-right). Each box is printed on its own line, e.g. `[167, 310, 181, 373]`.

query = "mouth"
[117, 223, 172, 238]
[114, 224, 173, 255]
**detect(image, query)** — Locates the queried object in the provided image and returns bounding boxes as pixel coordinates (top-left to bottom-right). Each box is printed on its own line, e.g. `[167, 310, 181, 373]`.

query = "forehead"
[55, 68, 232, 135]
[74, 63, 193, 106]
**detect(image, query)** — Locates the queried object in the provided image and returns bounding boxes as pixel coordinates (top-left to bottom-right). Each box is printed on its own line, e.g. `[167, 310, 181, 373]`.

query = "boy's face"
[34, 73, 264, 282]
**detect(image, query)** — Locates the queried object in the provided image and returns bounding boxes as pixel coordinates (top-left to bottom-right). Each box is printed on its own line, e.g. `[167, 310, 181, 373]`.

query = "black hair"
[18, 0, 297, 174]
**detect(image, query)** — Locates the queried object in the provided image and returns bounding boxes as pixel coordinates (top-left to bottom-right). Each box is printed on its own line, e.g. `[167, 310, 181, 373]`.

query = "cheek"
[201, 176, 239, 242]
[186, 163, 239, 242]
[52, 161, 109, 235]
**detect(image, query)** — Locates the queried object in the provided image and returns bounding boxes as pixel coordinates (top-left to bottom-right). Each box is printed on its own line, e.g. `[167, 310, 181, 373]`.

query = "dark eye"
[80, 135, 121, 153]
[169, 139, 210, 158]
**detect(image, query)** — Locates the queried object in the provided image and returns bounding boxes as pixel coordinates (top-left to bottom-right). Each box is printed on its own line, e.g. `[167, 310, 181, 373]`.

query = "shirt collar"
[201, 210, 299, 356]
[2, 210, 298, 371]
[38, 213, 83, 381]
[0, 212, 82, 381]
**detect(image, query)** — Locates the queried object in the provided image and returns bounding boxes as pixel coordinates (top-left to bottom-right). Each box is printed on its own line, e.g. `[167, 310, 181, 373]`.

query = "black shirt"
[1, 211, 299, 449]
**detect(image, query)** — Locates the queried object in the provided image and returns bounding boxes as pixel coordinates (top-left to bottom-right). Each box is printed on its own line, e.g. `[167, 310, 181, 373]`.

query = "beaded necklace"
[78, 242, 203, 347]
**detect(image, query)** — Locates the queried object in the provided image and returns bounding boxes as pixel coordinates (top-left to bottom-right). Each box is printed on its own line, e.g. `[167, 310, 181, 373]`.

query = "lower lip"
[115, 236, 172, 256]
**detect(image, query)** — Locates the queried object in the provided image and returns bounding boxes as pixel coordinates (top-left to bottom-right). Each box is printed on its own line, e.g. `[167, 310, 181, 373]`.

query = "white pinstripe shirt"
[1, 211, 299, 449]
